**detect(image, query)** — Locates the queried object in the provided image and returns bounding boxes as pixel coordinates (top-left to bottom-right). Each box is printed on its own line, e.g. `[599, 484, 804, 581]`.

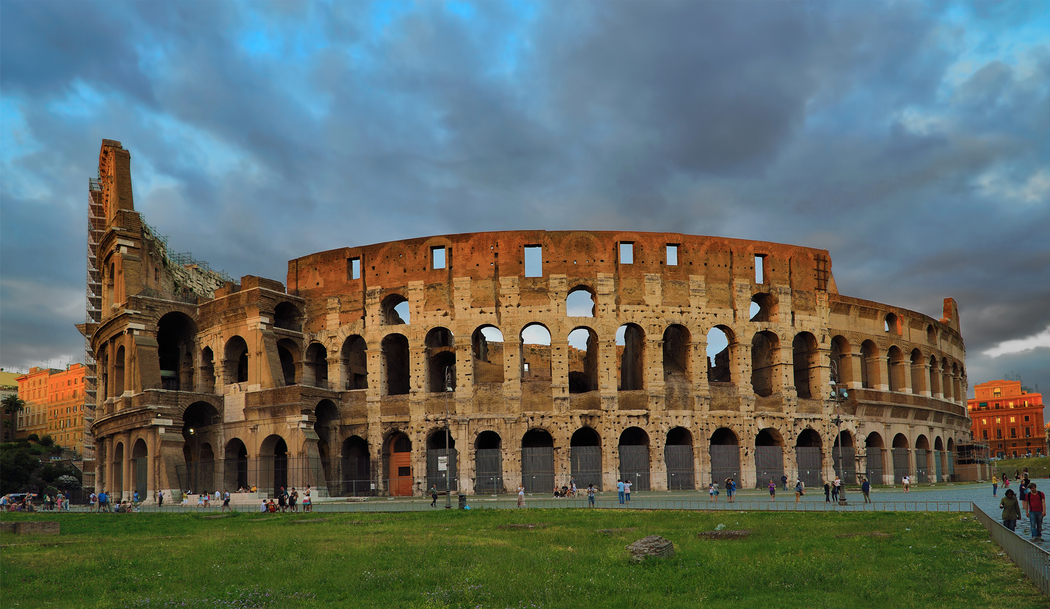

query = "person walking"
[517, 484, 525, 508]
[861, 478, 872, 504]
[709, 482, 719, 502]
[587, 484, 596, 508]
[781, 474, 788, 491]
[1000, 489, 1021, 532]
[795, 479, 804, 504]
[823, 481, 831, 503]
[624, 479, 632, 504]
[993, 475, 999, 497]
[157, 489, 164, 507]
[221, 489, 232, 513]
[430, 485, 439, 507]
[617, 480, 626, 505]
[289, 488, 298, 513]
[768, 479, 776, 501]
[1024, 483, 1046, 541]
[832, 476, 841, 502]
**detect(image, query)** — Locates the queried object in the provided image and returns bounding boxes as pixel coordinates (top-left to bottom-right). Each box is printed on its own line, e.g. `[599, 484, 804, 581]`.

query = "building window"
[524, 246, 543, 277]
[755, 254, 766, 284]
[619, 242, 634, 264]
[982, 430, 988, 439]
[1011, 428, 1017, 438]
[994, 387, 1002, 397]
[666, 244, 678, 266]
[350, 257, 361, 280]
[431, 246, 446, 270]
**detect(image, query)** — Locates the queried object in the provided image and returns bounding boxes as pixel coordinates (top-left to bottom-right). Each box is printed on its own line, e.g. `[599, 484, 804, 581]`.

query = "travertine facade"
[84, 140, 970, 501]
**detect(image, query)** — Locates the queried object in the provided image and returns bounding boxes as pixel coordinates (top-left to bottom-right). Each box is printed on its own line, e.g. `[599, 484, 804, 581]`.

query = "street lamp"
[828, 359, 849, 503]
[444, 365, 453, 510]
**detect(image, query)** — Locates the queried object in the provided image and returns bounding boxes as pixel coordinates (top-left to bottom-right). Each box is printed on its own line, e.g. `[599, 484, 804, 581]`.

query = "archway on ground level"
[794, 429, 823, 488]
[570, 427, 602, 490]
[915, 435, 931, 483]
[385, 433, 412, 496]
[832, 429, 856, 483]
[258, 435, 289, 495]
[426, 430, 458, 493]
[224, 439, 248, 492]
[474, 431, 504, 494]
[665, 427, 694, 490]
[892, 433, 910, 483]
[182, 401, 220, 494]
[113, 442, 124, 497]
[709, 428, 740, 488]
[618, 427, 650, 491]
[132, 439, 148, 501]
[755, 428, 784, 489]
[341, 436, 370, 496]
[865, 433, 886, 484]
[521, 429, 554, 493]
[933, 436, 945, 482]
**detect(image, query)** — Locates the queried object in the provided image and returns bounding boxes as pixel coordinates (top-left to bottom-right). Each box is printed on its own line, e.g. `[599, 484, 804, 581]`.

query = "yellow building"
[15, 365, 87, 455]
[16, 367, 56, 440]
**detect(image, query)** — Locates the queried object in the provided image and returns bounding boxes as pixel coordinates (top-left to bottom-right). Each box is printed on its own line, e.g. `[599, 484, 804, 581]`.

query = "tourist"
[197, 493, 204, 508]
[1024, 483, 1045, 542]
[624, 479, 632, 504]
[781, 474, 788, 490]
[260, 499, 268, 513]
[157, 489, 164, 507]
[278, 487, 288, 513]
[794, 479, 804, 504]
[617, 480, 626, 505]
[303, 486, 312, 513]
[221, 489, 232, 513]
[517, 484, 525, 508]
[902, 475, 910, 492]
[709, 482, 718, 502]
[832, 476, 841, 502]
[267, 499, 277, 513]
[725, 477, 735, 504]
[289, 488, 298, 513]
[768, 479, 776, 501]
[993, 475, 999, 497]
[823, 481, 831, 503]
[89, 491, 97, 512]
[430, 485, 439, 507]
[587, 484, 596, 507]
[1000, 489, 1021, 532]
[861, 477, 872, 503]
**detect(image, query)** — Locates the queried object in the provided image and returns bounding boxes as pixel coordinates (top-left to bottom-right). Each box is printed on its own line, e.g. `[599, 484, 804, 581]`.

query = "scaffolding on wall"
[81, 177, 105, 487]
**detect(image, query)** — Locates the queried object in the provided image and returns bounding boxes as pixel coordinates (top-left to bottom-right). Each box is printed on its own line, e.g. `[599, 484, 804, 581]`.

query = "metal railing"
[972, 502, 1050, 595]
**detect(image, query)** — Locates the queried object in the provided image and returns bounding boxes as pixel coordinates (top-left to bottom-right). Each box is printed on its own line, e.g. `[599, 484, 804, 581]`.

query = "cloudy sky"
[2, 1, 1048, 414]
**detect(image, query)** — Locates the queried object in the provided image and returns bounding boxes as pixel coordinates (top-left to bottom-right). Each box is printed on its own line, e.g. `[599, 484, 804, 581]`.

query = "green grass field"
[0, 508, 1043, 608]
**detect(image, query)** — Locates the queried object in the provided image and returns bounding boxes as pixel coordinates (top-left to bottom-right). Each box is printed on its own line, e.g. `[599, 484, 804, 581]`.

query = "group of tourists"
[999, 475, 1046, 542]
[616, 479, 633, 505]
[992, 468, 1029, 497]
[822, 476, 844, 502]
[258, 486, 312, 513]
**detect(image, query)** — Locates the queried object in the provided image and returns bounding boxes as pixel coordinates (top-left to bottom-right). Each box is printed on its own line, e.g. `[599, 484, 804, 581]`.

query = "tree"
[1, 394, 25, 415]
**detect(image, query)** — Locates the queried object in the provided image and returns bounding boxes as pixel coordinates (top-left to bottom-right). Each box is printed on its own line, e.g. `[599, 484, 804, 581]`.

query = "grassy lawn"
[0, 508, 1043, 608]
[989, 456, 1050, 479]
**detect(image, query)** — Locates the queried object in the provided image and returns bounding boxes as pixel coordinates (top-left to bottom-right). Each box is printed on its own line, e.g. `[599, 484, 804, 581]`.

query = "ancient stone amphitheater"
[84, 140, 970, 501]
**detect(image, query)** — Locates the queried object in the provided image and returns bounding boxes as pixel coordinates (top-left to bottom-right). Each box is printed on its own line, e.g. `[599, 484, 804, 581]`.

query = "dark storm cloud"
[1, 0, 1047, 403]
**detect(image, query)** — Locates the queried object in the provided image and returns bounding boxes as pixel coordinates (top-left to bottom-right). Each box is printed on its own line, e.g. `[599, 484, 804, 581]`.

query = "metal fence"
[972, 502, 1050, 595]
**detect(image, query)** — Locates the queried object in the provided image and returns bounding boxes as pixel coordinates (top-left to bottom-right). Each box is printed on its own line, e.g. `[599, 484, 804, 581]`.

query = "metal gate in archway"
[134, 457, 147, 500]
[709, 445, 740, 487]
[832, 447, 856, 483]
[521, 447, 554, 493]
[892, 448, 910, 483]
[754, 446, 783, 488]
[866, 447, 884, 483]
[795, 447, 822, 488]
[935, 450, 943, 482]
[475, 448, 504, 494]
[915, 449, 928, 483]
[570, 446, 602, 490]
[618, 445, 650, 491]
[427, 449, 459, 493]
[665, 445, 694, 490]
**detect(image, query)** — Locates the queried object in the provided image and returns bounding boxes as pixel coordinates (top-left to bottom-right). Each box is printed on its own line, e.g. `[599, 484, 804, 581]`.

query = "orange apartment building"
[16, 364, 88, 455]
[968, 379, 1046, 458]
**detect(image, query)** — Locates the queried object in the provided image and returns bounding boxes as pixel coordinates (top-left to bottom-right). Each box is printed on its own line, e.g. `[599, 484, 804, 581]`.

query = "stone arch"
[304, 342, 329, 389]
[426, 327, 456, 393]
[751, 330, 780, 397]
[259, 434, 289, 495]
[200, 347, 216, 393]
[794, 428, 823, 487]
[887, 345, 905, 392]
[183, 401, 220, 494]
[909, 349, 925, 395]
[472, 326, 505, 384]
[750, 292, 778, 322]
[941, 357, 954, 402]
[381, 294, 410, 325]
[520, 323, 552, 384]
[132, 438, 149, 501]
[709, 427, 740, 488]
[884, 312, 900, 335]
[618, 426, 650, 491]
[865, 432, 886, 483]
[113, 441, 125, 497]
[340, 335, 368, 390]
[915, 434, 932, 482]
[521, 428, 554, 493]
[426, 428, 458, 493]
[474, 430, 504, 494]
[754, 428, 785, 488]
[665, 427, 695, 490]
[792, 332, 819, 399]
[382, 333, 410, 396]
[566, 286, 596, 317]
[707, 325, 736, 383]
[926, 324, 937, 344]
[157, 312, 197, 391]
[273, 301, 303, 332]
[224, 438, 248, 492]
[567, 326, 598, 394]
[616, 323, 645, 391]
[570, 427, 602, 490]
[314, 399, 339, 484]
[830, 335, 852, 386]
[224, 336, 249, 384]
[928, 355, 941, 397]
[860, 340, 880, 389]
[276, 338, 300, 386]
[114, 345, 126, 396]
[832, 428, 856, 482]
[341, 436, 371, 496]
[892, 433, 910, 483]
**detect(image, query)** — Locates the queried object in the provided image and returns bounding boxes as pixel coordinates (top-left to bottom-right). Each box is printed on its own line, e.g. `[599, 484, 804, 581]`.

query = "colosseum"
[81, 140, 970, 501]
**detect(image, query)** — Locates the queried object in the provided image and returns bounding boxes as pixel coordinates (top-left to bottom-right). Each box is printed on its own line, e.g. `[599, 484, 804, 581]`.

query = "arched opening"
[933, 436, 946, 482]
[830, 335, 852, 386]
[928, 355, 941, 397]
[426, 327, 456, 393]
[707, 326, 734, 383]
[520, 323, 552, 388]
[941, 358, 953, 402]
[474, 431, 504, 494]
[754, 428, 784, 488]
[341, 335, 368, 390]
[792, 332, 819, 399]
[113, 442, 124, 498]
[201, 347, 216, 393]
[884, 312, 899, 334]
[750, 292, 778, 322]
[182, 401, 220, 493]
[521, 429, 554, 493]
[114, 345, 126, 396]
[314, 399, 339, 487]
[381, 294, 410, 325]
[304, 343, 329, 389]
[618, 427, 650, 491]
[157, 312, 197, 391]
[472, 326, 505, 384]
[709, 428, 740, 488]
[910, 349, 925, 395]
[860, 340, 880, 389]
[794, 429, 823, 488]
[224, 336, 249, 385]
[341, 436, 371, 496]
[426, 429, 458, 494]
[915, 435, 931, 483]
[887, 346, 905, 392]
[132, 439, 148, 501]
[381, 334, 410, 396]
[570, 427, 602, 490]
[273, 302, 303, 332]
[665, 427, 694, 490]
[276, 338, 299, 386]
[259, 435, 289, 495]
[892, 433, 910, 483]
[616, 324, 645, 391]
[385, 433, 413, 496]
[568, 327, 598, 394]
[926, 324, 937, 344]
[951, 362, 962, 404]
[751, 331, 780, 397]
[663, 325, 692, 410]
[224, 439, 248, 492]
[566, 287, 596, 317]
[832, 429, 856, 483]
[865, 433, 885, 484]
